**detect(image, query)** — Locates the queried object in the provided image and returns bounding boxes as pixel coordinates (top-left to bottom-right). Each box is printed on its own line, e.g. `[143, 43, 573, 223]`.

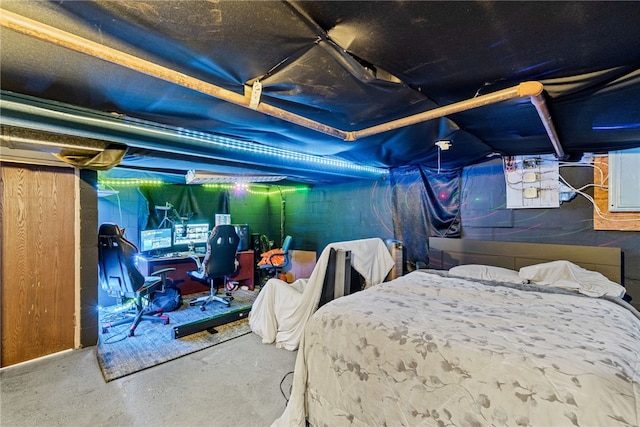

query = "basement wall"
[460, 157, 640, 309]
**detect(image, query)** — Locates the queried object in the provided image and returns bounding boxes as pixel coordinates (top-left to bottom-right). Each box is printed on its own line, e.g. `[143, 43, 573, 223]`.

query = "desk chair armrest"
[150, 267, 176, 291]
[140, 276, 163, 293]
[151, 267, 176, 277]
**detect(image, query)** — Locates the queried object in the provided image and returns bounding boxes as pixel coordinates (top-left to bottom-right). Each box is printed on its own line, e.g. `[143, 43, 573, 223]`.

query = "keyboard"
[151, 251, 203, 259]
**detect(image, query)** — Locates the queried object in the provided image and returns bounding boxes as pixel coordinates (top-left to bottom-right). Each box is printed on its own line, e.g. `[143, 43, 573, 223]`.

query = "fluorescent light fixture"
[97, 189, 119, 198]
[186, 170, 287, 184]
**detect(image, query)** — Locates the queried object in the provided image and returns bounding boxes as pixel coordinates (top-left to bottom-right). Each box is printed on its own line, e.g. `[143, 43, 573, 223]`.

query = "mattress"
[274, 270, 640, 427]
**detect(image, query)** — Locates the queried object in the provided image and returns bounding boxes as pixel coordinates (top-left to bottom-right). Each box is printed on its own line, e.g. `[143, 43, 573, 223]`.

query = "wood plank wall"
[593, 156, 640, 231]
[1, 163, 76, 366]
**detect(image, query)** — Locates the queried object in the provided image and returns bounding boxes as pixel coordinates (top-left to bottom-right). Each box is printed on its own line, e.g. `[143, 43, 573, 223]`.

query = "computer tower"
[251, 233, 262, 253]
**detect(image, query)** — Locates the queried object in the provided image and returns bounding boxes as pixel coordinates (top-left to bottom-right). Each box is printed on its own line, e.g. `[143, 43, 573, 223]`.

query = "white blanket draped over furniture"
[249, 238, 394, 351]
[274, 269, 640, 427]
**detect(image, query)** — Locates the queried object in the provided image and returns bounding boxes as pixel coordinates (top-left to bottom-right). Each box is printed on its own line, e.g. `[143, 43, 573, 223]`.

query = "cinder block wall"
[79, 170, 99, 347]
[271, 179, 394, 254]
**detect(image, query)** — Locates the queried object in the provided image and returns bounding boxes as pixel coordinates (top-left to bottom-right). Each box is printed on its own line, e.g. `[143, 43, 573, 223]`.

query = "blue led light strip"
[126, 116, 385, 175]
[1, 92, 390, 181]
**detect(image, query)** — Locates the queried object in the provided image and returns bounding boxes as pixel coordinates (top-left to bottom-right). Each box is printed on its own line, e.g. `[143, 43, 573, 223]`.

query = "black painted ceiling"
[1, 1, 639, 183]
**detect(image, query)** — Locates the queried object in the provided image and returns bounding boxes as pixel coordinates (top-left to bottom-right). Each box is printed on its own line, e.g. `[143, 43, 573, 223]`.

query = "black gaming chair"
[187, 225, 240, 310]
[98, 223, 171, 336]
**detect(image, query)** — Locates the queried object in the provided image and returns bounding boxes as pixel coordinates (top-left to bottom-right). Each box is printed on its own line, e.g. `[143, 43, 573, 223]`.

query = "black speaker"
[251, 233, 261, 253]
[250, 233, 262, 286]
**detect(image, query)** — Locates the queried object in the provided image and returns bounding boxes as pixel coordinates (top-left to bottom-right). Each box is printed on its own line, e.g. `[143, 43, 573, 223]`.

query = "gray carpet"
[97, 289, 257, 382]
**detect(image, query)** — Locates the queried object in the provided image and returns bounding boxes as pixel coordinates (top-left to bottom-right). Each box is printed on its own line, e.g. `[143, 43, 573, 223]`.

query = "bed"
[274, 243, 640, 427]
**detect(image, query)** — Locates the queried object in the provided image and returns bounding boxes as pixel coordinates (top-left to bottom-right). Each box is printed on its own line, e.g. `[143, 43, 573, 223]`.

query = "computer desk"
[137, 250, 256, 294]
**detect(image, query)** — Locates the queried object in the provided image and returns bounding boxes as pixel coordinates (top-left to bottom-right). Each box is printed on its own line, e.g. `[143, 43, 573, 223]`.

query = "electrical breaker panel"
[505, 155, 559, 209]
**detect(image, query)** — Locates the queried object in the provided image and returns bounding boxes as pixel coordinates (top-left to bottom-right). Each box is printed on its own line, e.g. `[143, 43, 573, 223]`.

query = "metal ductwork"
[0, 92, 388, 181]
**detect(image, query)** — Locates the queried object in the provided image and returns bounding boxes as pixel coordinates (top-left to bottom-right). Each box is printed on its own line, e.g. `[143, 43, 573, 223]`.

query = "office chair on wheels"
[98, 223, 171, 337]
[187, 225, 240, 310]
[257, 235, 292, 285]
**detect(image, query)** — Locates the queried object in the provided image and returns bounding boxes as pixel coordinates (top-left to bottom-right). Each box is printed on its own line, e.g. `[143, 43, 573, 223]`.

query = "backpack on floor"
[150, 287, 183, 312]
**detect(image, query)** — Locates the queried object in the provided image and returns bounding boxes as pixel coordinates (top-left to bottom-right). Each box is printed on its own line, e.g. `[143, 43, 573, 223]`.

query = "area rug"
[96, 289, 256, 382]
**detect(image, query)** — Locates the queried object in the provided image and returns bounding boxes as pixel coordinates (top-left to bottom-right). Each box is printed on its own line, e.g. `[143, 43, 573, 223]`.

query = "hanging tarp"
[2, 1, 640, 182]
[138, 185, 229, 230]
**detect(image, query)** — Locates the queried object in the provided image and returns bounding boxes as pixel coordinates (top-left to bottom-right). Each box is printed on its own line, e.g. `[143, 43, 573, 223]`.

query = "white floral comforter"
[274, 270, 640, 427]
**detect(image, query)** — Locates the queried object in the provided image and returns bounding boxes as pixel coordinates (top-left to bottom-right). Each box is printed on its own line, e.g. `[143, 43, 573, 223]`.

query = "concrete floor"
[0, 332, 298, 427]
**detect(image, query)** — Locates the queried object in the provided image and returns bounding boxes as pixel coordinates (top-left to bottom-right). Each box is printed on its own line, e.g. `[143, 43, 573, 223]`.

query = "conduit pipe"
[529, 92, 566, 159]
[0, 8, 565, 158]
[0, 9, 346, 140]
[348, 81, 565, 158]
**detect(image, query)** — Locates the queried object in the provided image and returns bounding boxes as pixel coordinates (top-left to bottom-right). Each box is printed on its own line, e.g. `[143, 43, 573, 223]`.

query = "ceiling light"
[186, 170, 287, 184]
[435, 140, 452, 150]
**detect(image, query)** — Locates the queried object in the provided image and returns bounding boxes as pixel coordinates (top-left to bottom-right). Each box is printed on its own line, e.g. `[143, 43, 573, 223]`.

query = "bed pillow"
[518, 260, 625, 298]
[449, 264, 525, 284]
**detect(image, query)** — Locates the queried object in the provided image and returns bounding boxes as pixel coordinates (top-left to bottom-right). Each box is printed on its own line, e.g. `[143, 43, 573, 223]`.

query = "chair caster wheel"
[200, 306, 206, 311]
[189, 301, 196, 306]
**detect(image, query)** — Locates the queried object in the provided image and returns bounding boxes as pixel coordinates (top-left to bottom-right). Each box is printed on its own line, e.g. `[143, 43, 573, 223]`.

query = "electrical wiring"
[573, 183, 607, 192]
[500, 155, 636, 221]
[99, 312, 132, 343]
[279, 371, 295, 408]
[558, 174, 638, 222]
[98, 301, 137, 343]
[100, 324, 131, 344]
[503, 156, 517, 172]
[503, 155, 634, 216]
[502, 156, 558, 192]
[558, 157, 637, 221]
[502, 156, 523, 189]
[558, 161, 607, 189]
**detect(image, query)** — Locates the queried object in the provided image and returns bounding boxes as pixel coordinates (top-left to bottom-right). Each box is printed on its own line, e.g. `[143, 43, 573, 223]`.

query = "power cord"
[98, 304, 135, 344]
[100, 321, 130, 344]
[558, 174, 638, 222]
[279, 371, 295, 407]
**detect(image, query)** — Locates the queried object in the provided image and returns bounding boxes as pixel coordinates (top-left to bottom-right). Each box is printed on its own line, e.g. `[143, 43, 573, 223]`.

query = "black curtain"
[390, 165, 461, 270]
[138, 185, 229, 229]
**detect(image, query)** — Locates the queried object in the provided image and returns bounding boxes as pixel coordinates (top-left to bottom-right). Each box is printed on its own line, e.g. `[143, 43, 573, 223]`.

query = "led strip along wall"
[1, 92, 388, 181]
[98, 177, 310, 196]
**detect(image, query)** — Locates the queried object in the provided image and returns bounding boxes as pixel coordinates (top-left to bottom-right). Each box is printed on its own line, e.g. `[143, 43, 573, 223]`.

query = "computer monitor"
[140, 228, 173, 253]
[173, 223, 210, 248]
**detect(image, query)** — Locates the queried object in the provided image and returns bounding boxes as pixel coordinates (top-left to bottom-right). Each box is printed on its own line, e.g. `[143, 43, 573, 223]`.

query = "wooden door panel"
[1, 163, 75, 367]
